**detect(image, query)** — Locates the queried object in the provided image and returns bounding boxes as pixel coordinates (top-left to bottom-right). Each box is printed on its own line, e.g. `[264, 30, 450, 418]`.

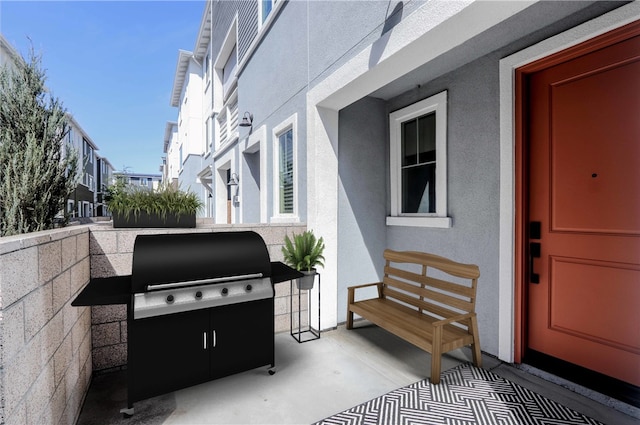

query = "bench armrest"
[432, 312, 475, 328]
[348, 282, 381, 291]
[347, 282, 383, 304]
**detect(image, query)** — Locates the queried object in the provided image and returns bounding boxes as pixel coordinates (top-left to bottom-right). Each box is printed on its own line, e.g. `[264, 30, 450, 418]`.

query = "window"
[83, 139, 93, 164]
[222, 45, 237, 100]
[205, 52, 210, 79]
[272, 114, 298, 221]
[260, 0, 275, 25]
[388, 91, 451, 228]
[179, 145, 183, 168]
[278, 129, 293, 214]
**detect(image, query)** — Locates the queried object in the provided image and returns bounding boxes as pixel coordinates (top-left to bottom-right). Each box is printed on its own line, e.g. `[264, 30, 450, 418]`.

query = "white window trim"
[387, 90, 451, 228]
[271, 113, 299, 223]
[213, 15, 238, 113]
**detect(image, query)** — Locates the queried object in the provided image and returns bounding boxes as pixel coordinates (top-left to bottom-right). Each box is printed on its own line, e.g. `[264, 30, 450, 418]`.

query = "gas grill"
[131, 231, 274, 320]
[72, 230, 302, 417]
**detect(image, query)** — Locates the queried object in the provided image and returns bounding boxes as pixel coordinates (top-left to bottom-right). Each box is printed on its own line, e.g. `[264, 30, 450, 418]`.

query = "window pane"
[402, 119, 417, 166]
[262, 0, 273, 23]
[279, 129, 293, 214]
[402, 163, 436, 213]
[418, 113, 436, 163]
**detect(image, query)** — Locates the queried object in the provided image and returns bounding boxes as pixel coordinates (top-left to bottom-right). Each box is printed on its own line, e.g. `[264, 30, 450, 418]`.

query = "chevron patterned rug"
[314, 363, 602, 425]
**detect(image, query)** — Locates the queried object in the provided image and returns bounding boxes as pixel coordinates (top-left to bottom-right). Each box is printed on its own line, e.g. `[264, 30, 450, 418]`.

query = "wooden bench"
[346, 249, 482, 384]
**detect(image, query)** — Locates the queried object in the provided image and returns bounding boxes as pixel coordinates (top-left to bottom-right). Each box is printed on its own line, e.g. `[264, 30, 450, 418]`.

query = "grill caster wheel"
[120, 407, 134, 418]
[268, 367, 276, 375]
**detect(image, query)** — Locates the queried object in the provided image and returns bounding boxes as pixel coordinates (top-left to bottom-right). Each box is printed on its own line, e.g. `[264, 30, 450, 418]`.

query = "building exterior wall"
[170, 0, 638, 361]
[96, 156, 114, 216]
[163, 122, 180, 186]
[64, 118, 101, 218]
[337, 97, 388, 323]
[305, 1, 636, 358]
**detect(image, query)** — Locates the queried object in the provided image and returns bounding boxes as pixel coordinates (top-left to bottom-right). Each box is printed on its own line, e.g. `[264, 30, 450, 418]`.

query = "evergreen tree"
[0, 47, 79, 237]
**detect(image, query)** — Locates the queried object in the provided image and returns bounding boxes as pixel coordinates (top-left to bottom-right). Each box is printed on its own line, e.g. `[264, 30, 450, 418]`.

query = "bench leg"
[346, 288, 355, 330]
[346, 308, 354, 330]
[470, 314, 482, 368]
[430, 326, 443, 384]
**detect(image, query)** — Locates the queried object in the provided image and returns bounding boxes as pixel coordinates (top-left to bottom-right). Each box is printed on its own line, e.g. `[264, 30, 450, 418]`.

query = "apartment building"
[114, 172, 162, 191]
[161, 121, 180, 188]
[65, 116, 100, 218]
[168, 0, 639, 397]
[96, 155, 115, 216]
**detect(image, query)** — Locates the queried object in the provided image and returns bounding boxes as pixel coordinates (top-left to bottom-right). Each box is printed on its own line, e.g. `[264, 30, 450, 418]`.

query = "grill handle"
[203, 332, 207, 349]
[146, 273, 264, 291]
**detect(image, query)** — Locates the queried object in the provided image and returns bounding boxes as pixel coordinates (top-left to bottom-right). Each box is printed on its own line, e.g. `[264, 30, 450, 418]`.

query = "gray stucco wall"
[307, 0, 423, 89]
[329, 0, 630, 356]
[241, 149, 261, 223]
[238, 1, 309, 223]
[384, 54, 502, 354]
[179, 154, 207, 218]
[332, 55, 503, 353]
[337, 97, 388, 319]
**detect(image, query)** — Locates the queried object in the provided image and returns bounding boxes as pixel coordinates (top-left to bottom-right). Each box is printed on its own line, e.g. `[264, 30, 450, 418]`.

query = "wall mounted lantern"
[239, 112, 253, 127]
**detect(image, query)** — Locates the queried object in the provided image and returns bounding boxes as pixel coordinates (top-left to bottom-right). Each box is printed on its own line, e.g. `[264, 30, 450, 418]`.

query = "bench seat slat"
[349, 299, 475, 353]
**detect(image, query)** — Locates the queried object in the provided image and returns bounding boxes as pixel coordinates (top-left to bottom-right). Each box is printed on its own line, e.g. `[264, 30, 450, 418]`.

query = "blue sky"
[1, 0, 205, 175]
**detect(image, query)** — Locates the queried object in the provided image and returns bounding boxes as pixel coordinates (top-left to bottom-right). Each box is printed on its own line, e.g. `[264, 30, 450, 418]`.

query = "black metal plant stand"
[290, 273, 320, 343]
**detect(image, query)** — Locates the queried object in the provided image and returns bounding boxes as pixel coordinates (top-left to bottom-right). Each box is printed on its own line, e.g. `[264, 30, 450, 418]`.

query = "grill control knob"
[221, 288, 228, 296]
[245, 284, 252, 292]
[166, 295, 175, 304]
[195, 291, 203, 300]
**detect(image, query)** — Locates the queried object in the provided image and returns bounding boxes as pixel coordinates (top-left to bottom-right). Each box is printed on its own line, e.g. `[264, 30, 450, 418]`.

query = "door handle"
[212, 330, 217, 348]
[203, 331, 207, 349]
[530, 242, 540, 284]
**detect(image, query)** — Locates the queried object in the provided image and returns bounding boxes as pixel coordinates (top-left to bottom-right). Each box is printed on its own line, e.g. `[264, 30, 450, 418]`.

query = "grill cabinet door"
[210, 299, 274, 379]
[129, 309, 210, 402]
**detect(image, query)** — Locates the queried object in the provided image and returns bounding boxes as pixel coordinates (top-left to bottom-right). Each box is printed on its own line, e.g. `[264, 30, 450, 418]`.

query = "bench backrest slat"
[385, 250, 480, 279]
[383, 275, 474, 313]
[384, 266, 475, 298]
[381, 249, 479, 318]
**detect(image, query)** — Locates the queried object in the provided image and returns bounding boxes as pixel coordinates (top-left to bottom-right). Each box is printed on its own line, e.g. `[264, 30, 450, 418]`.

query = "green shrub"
[0, 47, 79, 236]
[105, 181, 203, 221]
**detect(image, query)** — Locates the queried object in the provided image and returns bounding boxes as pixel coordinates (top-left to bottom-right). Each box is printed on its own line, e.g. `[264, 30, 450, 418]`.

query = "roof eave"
[193, 1, 212, 59]
[170, 50, 193, 107]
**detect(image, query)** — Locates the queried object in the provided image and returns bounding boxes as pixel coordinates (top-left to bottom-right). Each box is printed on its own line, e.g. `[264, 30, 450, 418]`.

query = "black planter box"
[112, 212, 196, 228]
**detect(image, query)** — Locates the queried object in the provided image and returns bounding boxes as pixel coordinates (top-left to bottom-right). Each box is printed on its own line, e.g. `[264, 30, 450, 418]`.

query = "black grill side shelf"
[71, 276, 131, 306]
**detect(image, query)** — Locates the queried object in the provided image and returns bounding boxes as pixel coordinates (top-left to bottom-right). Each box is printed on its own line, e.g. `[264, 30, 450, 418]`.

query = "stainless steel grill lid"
[131, 231, 271, 294]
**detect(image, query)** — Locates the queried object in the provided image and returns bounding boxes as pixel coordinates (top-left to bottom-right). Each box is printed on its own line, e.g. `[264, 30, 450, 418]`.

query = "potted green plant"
[282, 230, 325, 290]
[105, 181, 203, 228]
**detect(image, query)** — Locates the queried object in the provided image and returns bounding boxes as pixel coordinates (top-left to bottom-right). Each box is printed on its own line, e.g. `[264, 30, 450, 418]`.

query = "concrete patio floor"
[76, 324, 640, 425]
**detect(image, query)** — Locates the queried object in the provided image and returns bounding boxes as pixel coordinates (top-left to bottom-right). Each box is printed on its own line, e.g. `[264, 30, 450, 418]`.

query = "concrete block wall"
[88, 223, 307, 371]
[0, 226, 92, 425]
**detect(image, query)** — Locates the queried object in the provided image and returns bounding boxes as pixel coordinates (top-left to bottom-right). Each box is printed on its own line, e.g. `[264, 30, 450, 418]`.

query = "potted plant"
[282, 230, 325, 290]
[105, 181, 203, 228]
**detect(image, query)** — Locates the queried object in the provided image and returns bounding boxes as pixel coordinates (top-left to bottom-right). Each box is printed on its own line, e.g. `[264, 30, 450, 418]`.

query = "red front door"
[526, 26, 640, 386]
